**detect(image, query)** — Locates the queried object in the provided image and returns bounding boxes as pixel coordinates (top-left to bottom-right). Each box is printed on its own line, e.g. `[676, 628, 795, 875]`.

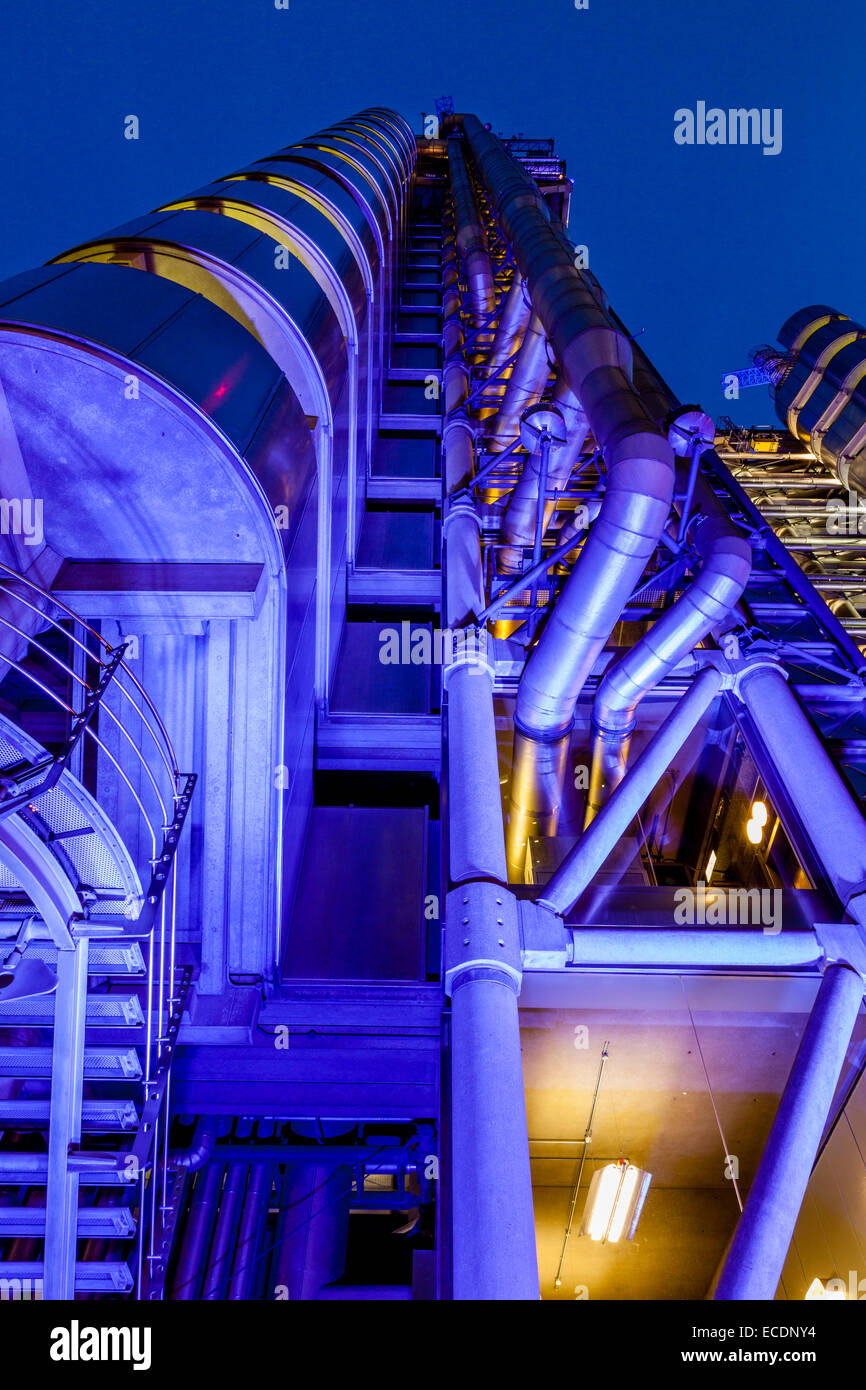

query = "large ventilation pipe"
[586, 411, 752, 821]
[486, 271, 531, 373]
[446, 137, 495, 328]
[270, 1162, 353, 1300]
[458, 115, 677, 876]
[499, 375, 590, 574]
[484, 313, 550, 453]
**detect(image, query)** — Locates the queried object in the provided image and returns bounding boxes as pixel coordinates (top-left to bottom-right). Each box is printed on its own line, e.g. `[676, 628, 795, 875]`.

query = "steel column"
[714, 963, 864, 1300]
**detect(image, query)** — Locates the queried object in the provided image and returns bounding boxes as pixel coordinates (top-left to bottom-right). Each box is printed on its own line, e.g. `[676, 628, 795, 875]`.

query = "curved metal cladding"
[284, 127, 402, 361]
[0, 259, 305, 979]
[0, 106, 415, 986]
[152, 176, 368, 592]
[775, 304, 866, 492]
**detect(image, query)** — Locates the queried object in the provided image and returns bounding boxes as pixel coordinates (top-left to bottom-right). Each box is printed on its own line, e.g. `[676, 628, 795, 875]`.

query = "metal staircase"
[0, 564, 194, 1300]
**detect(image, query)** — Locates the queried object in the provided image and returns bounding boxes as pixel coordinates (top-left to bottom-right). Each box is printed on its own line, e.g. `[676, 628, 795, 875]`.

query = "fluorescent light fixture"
[579, 1160, 651, 1243]
[805, 1276, 846, 1300]
[705, 850, 717, 883]
[746, 817, 763, 845]
[751, 800, 768, 828]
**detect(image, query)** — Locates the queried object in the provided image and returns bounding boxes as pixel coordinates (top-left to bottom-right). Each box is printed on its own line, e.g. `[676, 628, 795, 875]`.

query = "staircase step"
[28, 940, 146, 975]
[0, 1206, 136, 1237]
[0, 1261, 133, 1293]
[0, 993, 144, 1027]
[0, 1047, 141, 1079]
[0, 1098, 139, 1130]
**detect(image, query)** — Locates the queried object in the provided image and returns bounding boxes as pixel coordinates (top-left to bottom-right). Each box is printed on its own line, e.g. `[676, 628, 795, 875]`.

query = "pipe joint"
[445, 881, 522, 995]
[815, 921, 866, 984]
[442, 626, 495, 687]
[729, 656, 788, 702]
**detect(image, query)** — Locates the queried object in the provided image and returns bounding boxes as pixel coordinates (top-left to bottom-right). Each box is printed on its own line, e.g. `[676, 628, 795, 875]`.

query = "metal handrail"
[0, 562, 192, 1299]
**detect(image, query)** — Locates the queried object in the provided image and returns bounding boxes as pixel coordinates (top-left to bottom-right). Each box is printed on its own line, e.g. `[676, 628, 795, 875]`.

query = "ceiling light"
[705, 850, 717, 883]
[751, 800, 768, 827]
[746, 817, 763, 845]
[579, 1160, 651, 1243]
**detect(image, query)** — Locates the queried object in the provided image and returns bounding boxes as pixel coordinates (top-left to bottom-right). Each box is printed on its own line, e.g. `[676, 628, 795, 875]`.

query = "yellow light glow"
[746, 817, 763, 845]
[705, 850, 717, 883]
[751, 800, 768, 827]
[584, 1165, 622, 1241]
[606, 1165, 641, 1243]
[580, 1160, 651, 1243]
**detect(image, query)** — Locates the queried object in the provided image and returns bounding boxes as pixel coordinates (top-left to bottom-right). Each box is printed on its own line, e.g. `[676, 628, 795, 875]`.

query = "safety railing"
[0, 559, 196, 1297]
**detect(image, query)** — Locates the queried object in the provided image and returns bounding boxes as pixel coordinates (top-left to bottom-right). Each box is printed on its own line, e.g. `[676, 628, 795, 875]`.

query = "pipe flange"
[442, 626, 495, 687]
[728, 657, 788, 702]
[442, 500, 483, 535]
[814, 922, 866, 985]
[445, 882, 522, 995]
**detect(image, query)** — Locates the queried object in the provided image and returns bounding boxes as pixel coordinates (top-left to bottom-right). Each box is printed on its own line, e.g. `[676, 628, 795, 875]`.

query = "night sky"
[1, 0, 862, 426]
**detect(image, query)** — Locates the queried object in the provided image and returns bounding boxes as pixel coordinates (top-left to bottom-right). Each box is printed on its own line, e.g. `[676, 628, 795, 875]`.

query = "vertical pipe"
[228, 1162, 272, 1300]
[446, 137, 494, 326]
[442, 141, 540, 1301]
[201, 1162, 247, 1299]
[714, 964, 864, 1300]
[171, 1162, 225, 1301]
[449, 968, 539, 1300]
[270, 1163, 352, 1300]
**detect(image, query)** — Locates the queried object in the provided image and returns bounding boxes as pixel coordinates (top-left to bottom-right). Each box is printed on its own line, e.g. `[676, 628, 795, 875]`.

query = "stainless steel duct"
[446, 137, 495, 327]
[458, 115, 676, 874]
[586, 428, 752, 820]
[485, 312, 551, 453]
[487, 271, 531, 373]
[499, 374, 590, 574]
[459, 114, 676, 735]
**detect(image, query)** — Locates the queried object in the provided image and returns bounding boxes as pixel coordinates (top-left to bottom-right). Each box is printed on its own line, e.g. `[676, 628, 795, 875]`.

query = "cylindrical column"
[445, 657, 507, 885]
[714, 963, 864, 1300]
[450, 967, 540, 1300]
[738, 662, 866, 928]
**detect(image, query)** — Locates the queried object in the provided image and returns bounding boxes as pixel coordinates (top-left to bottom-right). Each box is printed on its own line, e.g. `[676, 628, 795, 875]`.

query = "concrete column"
[714, 963, 864, 1300]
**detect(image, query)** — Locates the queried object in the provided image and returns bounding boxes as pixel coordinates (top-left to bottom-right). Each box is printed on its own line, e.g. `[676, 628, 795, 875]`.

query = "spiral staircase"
[0, 567, 194, 1299]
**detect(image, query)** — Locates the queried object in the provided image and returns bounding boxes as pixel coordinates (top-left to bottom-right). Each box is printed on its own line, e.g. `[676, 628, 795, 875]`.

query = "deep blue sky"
[1, 0, 862, 426]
